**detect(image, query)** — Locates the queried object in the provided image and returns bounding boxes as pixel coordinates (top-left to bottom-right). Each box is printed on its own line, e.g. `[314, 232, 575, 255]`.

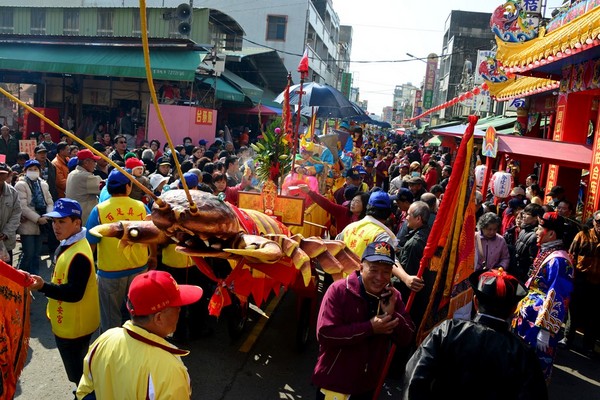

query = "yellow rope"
[139, 0, 196, 213]
[0, 86, 161, 204]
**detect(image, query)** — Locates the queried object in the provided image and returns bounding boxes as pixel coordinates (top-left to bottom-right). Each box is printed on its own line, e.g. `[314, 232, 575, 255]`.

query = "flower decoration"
[250, 117, 292, 184]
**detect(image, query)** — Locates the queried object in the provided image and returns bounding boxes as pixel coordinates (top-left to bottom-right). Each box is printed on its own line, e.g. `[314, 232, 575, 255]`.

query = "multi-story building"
[438, 10, 495, 119]
[381, 106, 393, 123]
[193, 0, 352, 89]
[392, 83, 419, 124]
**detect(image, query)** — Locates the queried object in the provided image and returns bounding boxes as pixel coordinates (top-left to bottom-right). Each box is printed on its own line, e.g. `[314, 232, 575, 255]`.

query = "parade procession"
[2, 0, 600, 399]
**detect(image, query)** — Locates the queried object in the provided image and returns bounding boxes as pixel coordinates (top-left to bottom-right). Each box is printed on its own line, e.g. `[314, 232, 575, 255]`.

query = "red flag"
[282, 79, 292, 142]
[297, 48, 309, 77]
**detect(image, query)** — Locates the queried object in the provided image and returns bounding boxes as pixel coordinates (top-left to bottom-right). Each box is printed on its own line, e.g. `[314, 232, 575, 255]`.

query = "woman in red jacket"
[298, 184, 369, 236]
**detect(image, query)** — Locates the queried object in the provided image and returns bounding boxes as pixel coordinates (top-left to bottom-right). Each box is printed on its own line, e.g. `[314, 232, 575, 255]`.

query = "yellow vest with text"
[162, 243, 194, 268]
[47, 238, 100, 339]
[97, 196, 149, 271]
[342, 219, 386, 259]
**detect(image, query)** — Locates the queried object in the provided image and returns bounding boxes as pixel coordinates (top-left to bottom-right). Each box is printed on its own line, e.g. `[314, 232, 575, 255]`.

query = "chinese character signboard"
[412, 90, 422, 118]
[423, 54, 437, 109]
[341, 73, 352, 99]
[19, 140, 37, 160]
[584, 107, 600, 220]
[147, 104, 217, 146]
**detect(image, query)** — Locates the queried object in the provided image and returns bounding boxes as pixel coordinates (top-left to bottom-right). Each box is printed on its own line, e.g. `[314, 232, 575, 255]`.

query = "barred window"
[31, 9, 46, 35]
[97, 10, 114, 36]
[63, 10, 79, 36]
[0, 9, 14, 34]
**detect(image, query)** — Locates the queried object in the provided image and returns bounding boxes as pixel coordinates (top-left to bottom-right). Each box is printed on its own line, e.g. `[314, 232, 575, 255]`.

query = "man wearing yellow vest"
[29, 198, 100, 387]
[86, 169, 153, 332]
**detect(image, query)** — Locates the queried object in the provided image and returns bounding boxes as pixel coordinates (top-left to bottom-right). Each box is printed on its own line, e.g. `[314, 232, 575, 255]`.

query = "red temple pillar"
[544, 93, 592, 206]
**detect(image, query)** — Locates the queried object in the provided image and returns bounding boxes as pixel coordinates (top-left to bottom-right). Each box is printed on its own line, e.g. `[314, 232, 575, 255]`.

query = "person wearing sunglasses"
[108, 134, 129, 163]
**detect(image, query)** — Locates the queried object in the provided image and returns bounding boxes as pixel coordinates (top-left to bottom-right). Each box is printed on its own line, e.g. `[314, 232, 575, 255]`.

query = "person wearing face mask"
[76, 270, 203, 400]
[14, 159, 54, 275]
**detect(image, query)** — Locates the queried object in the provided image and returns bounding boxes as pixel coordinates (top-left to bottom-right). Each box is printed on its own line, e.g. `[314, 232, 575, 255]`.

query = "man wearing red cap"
[76, 270, 203, 399]
[65, 149, 101, 225]
[512, 212, 574, 383]
[403, 268, 547, 399]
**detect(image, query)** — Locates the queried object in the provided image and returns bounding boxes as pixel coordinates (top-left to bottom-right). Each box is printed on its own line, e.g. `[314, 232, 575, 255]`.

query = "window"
[0, 9, 14, 34]
[97, 10, 114, 36]
[266, 15, 287, 41]
[63, 10, 79, 36]
[31, 9, 46, 35]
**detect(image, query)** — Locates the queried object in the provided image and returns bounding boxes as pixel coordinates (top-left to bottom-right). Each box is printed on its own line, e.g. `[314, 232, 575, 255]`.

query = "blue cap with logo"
[107, 169, 131, 188]
[44, 198, 82, 218]
[24, 159, 41, 170]
[361, 241, 395, 265]
[368, 191, 391, 209]
[178, 172, 199, 189]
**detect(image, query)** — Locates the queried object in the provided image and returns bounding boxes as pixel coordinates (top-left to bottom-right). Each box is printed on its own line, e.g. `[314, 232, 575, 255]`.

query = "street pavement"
[14, 258, 600, 399]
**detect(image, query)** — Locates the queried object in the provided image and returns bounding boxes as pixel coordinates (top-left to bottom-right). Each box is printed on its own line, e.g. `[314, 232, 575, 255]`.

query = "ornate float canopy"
[496, 6, 600, 75]
[488, 76, 559, 101]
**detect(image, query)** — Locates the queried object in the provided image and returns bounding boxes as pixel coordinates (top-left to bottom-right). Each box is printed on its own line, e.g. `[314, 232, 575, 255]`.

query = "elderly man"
[0, 163, 21, 264]
[0, 125, 19, 166]
[404, 268, 547, 400]
[76, 270, 203, 399]
[313, 241, 414, 399]
[66, 150, 102, 225]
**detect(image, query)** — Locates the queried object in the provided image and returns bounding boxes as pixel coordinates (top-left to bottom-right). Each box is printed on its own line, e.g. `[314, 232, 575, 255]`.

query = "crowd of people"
[0, 118, 597, 398]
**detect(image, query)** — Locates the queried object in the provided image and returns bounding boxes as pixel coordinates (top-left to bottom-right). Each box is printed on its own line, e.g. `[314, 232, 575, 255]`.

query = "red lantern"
[481, 82, 489, 90]
[459, 94, 466, 101]
[466, 92, 474, 99]
[490, 171, 514, 198]
[472, 87, 481, 95]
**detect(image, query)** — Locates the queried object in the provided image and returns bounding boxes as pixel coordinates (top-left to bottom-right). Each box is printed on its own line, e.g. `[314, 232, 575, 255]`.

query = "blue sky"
[334, 0, 565, 115]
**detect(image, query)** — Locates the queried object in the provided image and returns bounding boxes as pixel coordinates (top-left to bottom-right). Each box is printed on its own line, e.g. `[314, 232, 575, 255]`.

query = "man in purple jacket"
[313, 241, 415, 399]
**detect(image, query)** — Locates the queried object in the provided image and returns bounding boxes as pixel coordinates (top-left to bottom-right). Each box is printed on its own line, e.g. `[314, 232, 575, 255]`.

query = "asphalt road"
[14, 257, 600, 399]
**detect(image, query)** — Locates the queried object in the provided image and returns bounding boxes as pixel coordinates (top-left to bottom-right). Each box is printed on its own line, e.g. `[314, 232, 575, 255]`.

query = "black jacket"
[513, 223, 538, 282]
[403, 314, 548, 400]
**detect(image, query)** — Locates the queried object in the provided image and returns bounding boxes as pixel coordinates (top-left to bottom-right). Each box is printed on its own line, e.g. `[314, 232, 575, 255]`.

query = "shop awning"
[476, 115, 518, 130]
[496, 135, 592, 169]
[221, 69, 264, 101]
[195, 76, 247, 102]
[0, 43, 205, 81]
[495, 7, 600, 75]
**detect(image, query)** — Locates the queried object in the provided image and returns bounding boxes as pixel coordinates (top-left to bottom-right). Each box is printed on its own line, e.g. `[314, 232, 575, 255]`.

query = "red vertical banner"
[544, 104, 567, 197]
[584, 107, 600, 220]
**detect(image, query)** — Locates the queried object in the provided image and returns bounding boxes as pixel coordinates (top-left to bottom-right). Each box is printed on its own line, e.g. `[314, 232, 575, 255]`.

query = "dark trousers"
[55, 333, 93, 384]
[566, 275, 600, 349]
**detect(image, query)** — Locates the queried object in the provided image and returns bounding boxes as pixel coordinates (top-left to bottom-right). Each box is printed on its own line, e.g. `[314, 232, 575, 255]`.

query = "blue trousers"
[19, 234, 42, 275]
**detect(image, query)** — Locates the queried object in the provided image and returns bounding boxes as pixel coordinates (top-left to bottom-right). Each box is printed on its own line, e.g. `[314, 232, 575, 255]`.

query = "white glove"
[537, 329, 550, 352]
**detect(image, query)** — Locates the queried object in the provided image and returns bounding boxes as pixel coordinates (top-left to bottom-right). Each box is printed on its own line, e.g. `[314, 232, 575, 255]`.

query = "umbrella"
[369, 120, 392, 129]
[300, 101, 368, 119]
[275, 82, 355, 109]
[229, 104, 281, 116]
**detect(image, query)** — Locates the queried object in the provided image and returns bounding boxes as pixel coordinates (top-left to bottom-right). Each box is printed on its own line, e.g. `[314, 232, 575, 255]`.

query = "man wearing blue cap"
[337, 190, 398, 259]
[313, 241, 415, 399]
[29, 198, 100, 388]
[86, 169, 153, 333]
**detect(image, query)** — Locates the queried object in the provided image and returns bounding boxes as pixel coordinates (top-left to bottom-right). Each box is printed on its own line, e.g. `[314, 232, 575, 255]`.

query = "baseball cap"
[355, 165, 368, 175]
[361, 241, 395, 265]
[0, 163, 11, 174]
[178, 172, 199, 189]
[68, 157, 78, 170]
[548, 185, 565, 196]
[125, 157, 144, 170]
[538, 211, 565, 234]
[346, 168, 361, 179]
[363, 155, 373, 162]
[469, 268, 527, 305]
[44, 198, 82, 219]
[198, 139, 208, 146]
[34, 145, 47, 153]
[107, 169, 130, 188]
[77, 149, 101, 161]
[368, 191, 391, 209]
[126, 270, 203, 316]
[408, 176, 424, 185]
[344, 185, 359, 201]
[365, 160, 375, 168]
[340, 122, 350, 129]
[390, 188, 414, 203]
[24, 159, 41, 170]
[150, 174, 169, 191]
